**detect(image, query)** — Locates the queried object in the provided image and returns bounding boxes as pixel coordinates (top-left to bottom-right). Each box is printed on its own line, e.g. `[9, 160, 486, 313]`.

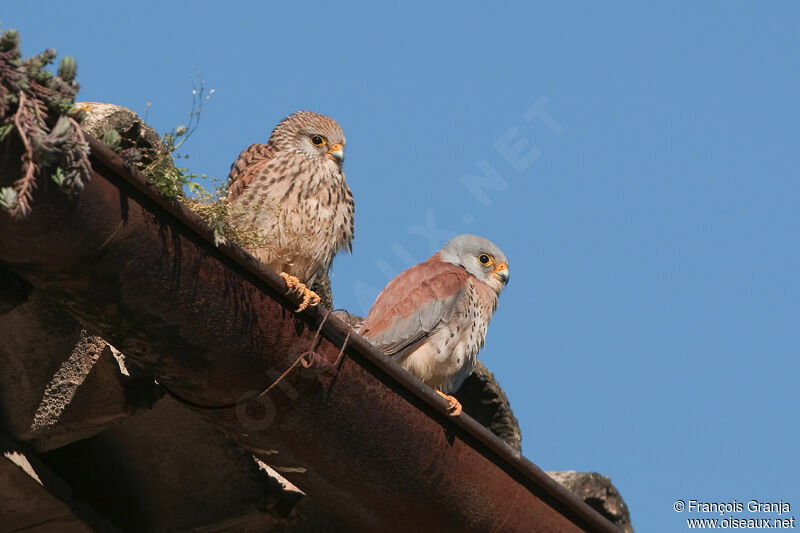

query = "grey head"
[438, 234, 510, 293]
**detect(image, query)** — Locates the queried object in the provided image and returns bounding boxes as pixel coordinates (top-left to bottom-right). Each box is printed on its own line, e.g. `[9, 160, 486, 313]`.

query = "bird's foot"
[436, 390, 462, 417]
[279, 273, 321, 312]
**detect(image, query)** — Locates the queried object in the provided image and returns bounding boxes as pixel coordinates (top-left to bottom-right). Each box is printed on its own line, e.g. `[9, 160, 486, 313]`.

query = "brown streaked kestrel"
[227, 111, 354, 311]
[359, 234, 509, 416]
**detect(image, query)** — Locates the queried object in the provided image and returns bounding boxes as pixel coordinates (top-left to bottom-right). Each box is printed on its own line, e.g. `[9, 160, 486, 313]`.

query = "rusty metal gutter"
[0, 136, 621, 533]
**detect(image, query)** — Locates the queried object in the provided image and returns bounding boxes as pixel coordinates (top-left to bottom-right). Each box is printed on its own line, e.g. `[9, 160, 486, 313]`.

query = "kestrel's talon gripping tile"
[436, 390, 463, 417]
[280, 272, 320, 312]
[280, 272, 301, 295]
[295, 286, 321, 313]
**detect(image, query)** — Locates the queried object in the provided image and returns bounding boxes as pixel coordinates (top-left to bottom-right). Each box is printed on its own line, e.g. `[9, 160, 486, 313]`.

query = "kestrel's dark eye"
[310, 135, 326, 147]
[478, 254, 492, 266]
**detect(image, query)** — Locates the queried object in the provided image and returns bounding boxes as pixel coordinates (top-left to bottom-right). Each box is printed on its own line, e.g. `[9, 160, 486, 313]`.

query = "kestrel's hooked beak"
[492, 262, 510, 285]
[327, 143, 344, 163]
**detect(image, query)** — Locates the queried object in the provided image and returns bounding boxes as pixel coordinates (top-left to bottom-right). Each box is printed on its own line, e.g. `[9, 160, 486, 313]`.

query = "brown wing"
[227, 143, 277, 198]
[360, 256, 470, 359]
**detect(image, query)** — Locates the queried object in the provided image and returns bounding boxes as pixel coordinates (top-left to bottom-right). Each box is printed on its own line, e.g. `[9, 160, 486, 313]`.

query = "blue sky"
[4, 2, 799, 531]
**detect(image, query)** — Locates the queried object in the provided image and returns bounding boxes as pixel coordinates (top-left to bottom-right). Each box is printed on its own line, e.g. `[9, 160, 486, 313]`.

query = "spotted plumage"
[227, 111, 354, 309]
[359, 235, 510, 415]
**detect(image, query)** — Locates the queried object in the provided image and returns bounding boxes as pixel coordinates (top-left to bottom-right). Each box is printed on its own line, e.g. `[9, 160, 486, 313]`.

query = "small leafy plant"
[0, 27, 90, 218]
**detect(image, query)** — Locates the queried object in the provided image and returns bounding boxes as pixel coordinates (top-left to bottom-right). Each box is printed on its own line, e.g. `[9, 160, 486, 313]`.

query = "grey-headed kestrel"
[359, 234, 509, 416]
[227, 111, 354, 311]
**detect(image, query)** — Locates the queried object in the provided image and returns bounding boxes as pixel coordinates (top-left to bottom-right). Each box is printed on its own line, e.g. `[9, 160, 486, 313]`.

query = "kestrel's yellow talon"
[436, 390, 462, 417]
[307, 290, 321, 308]
[279, 272, 300, 294]
[279, 272, 321, 312]
[294, 286, 321, 312]
[280, 273, 306, 298]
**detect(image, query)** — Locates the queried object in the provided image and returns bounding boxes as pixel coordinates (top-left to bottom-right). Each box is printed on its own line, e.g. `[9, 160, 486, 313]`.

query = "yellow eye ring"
[478, 254, 493, 266]
[310, 135, 327, 147]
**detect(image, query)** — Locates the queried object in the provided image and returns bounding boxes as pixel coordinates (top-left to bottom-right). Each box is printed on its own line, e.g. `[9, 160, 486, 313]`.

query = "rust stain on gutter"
[0, 136, 621, 533]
